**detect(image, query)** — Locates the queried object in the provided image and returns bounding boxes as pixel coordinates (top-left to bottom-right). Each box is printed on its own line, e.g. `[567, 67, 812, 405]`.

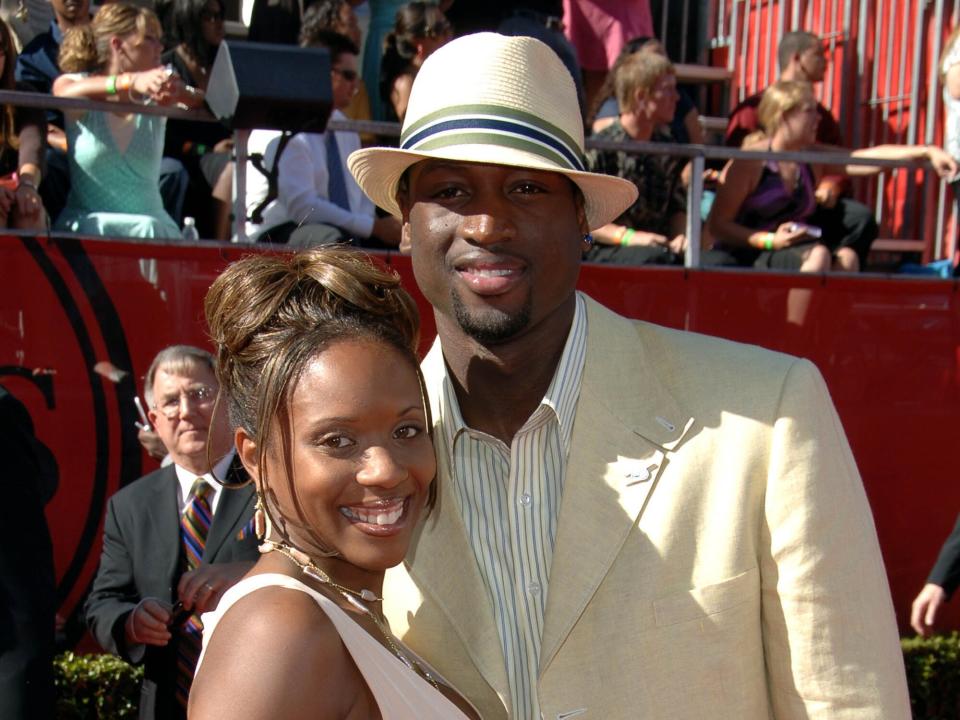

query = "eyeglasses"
[154, 385, 216, 419]
[332, 67, 359, 82]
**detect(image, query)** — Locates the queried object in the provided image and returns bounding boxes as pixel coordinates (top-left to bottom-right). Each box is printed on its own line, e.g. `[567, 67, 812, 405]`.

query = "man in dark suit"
[911, 514, 960, 636]
[85, 345, 257, 720]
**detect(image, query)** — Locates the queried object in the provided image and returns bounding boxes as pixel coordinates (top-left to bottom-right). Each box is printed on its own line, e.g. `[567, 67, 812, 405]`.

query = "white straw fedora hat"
[347, 32, 638, 230]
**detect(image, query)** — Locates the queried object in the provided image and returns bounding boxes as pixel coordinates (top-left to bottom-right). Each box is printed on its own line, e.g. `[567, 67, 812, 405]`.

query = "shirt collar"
[440, 292, 588, 454]
[174, 450, 235, 511]
[50, 20, 63, 45]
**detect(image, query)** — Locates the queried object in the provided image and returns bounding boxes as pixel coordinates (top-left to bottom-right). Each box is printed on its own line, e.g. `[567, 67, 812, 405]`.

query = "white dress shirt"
[173, 450, 235, 517]
[243, 110, 374, 240]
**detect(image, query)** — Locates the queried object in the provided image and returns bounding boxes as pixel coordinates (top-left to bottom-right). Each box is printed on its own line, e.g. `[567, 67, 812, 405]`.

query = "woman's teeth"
[341, 502, 404, 525]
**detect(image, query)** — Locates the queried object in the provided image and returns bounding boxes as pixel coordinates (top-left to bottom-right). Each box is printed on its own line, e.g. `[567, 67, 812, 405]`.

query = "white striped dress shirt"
[438, 293, 588, 719]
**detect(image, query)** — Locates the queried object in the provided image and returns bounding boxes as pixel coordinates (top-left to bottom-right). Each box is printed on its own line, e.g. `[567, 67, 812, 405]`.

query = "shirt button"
[519, 492, 532, 507]
[528, 581, 541, 595]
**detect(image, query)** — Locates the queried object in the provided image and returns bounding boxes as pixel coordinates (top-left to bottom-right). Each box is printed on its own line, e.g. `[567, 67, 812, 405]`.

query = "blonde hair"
[614, 51, 674, 115]
[204, 246, 432, 551]
[756, 80, 815, 136]
[941, 27, 960, 84]
[59, 3, 161, 74]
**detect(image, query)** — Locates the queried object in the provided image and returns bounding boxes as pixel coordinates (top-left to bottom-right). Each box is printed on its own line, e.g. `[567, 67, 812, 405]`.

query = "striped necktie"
[175, 478, 213, 709]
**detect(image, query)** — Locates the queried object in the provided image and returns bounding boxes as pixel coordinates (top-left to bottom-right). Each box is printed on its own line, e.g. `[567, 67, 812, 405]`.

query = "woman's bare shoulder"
[189, 581, 367, 720]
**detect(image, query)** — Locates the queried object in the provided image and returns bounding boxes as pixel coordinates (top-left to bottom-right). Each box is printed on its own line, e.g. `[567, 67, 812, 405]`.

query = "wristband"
[105, 75, 117, 95]
[117, 73, 133, 93]
[763, 232, 774, 251]
[621, 228, 636, 246]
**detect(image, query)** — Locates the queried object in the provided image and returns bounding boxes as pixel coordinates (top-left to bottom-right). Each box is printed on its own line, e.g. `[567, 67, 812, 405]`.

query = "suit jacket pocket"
[653, 566, 759, 628]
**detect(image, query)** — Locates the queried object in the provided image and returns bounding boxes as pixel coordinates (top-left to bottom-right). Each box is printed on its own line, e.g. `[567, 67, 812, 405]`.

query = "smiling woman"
[188, 247, 479, 720]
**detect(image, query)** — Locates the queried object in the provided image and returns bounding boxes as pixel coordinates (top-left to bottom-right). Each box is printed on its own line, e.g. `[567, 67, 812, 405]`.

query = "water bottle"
[182, 216, 200, 241]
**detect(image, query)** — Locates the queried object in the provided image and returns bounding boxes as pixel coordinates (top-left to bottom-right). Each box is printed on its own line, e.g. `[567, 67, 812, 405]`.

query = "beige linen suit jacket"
[384, 295, 909, 720]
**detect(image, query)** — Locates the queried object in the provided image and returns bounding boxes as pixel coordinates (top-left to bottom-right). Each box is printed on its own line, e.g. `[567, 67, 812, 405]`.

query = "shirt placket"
[507, 409, 552, 719]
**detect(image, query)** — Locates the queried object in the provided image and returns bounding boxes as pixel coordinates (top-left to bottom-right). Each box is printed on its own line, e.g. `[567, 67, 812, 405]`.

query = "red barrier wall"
[3, 234, 959, 643]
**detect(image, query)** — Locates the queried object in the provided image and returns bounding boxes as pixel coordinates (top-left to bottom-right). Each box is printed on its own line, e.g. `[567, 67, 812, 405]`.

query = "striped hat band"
[400, 105, 586, 173]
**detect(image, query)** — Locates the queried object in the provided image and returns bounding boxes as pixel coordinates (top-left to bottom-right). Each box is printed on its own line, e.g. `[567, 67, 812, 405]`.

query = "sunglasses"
[332, 67, 359, 82]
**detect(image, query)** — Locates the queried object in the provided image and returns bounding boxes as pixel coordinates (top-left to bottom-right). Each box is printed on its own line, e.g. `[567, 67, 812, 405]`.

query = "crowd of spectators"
[0, 1, 953, 272]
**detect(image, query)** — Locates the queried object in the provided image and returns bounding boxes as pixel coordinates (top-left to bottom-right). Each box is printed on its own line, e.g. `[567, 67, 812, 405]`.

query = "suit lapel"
[540, 297, 695, 673]
[145, 465, 182, 590]
[405, 339, 509, 700]
[204, 458, 253, 560]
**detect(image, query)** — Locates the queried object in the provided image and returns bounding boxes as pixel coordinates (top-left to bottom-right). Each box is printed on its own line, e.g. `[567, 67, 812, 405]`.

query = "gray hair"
[778, 31, 820, 71]
[144, 345, 215, 407]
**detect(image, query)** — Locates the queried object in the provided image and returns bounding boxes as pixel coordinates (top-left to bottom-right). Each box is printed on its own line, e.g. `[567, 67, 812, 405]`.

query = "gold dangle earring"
[254, 492, 271, 541]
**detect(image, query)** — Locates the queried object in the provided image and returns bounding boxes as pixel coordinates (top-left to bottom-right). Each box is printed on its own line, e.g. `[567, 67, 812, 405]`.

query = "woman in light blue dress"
[52, 3, 189, 239]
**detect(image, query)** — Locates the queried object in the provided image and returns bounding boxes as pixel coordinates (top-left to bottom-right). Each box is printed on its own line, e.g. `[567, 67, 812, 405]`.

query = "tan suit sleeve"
[760, 358, 910, 719]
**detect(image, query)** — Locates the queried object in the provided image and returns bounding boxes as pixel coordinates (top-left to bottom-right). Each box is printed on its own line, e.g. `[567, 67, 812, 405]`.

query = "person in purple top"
[708, 80, 957, 272]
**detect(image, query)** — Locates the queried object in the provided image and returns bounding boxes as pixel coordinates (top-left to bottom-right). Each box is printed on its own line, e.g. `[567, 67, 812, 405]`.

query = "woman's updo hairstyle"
[204, 246, 431, 544]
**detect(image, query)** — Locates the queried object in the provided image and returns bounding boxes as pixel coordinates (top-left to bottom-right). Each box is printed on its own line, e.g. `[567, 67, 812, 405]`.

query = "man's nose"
[356, 445, 408, 488]
[459, 204, 517, 246]
[178, 394, 204, 419]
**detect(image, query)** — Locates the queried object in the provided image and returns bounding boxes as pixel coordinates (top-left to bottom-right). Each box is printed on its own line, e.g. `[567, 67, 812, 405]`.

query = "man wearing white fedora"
[348, 32, 910, 720]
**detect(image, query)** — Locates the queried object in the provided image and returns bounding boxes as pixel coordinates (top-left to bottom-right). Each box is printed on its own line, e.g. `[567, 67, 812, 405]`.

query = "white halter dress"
[197, 573, 473, 719]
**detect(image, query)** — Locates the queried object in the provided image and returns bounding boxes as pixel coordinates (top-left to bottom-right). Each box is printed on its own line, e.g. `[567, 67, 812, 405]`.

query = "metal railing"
[0, 89, 949, 271]
[704, 0, 959, 260]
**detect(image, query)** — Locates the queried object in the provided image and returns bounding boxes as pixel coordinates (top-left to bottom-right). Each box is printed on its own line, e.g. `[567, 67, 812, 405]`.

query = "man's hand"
[911, 583, 948, 636]
[124, 598, 173, 647]
[177, 561, 253, 615]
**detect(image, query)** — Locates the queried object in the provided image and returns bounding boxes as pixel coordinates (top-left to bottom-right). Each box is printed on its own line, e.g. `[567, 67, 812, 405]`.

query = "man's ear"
[235, 427, 259, 482]
[399, 221, 412, 254]
[575, 191, 589, 236]
[397, 193, 413, 255]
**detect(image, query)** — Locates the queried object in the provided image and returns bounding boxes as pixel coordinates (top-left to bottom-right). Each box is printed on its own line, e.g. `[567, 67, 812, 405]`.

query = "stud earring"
[582, 233, 594, 246]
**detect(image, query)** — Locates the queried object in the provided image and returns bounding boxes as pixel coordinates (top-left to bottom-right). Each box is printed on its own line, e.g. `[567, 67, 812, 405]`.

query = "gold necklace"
[262, 540, 382, 601]
[260, 540, 440, 689]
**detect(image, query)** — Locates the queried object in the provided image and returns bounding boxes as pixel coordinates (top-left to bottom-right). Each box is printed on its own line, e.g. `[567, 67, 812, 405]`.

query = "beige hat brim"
[348, 144, 639, 231]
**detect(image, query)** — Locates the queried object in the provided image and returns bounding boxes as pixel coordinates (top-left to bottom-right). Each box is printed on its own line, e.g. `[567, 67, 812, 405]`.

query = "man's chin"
[451, 291, 531, 345]
[175, 436, 209, 455]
